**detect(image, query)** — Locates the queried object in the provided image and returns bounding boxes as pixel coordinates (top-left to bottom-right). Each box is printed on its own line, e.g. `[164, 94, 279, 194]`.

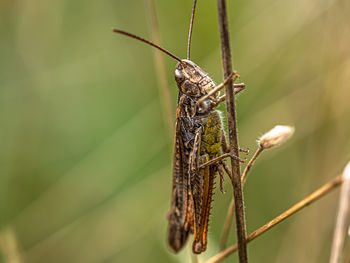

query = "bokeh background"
[1, 0, 350, 262]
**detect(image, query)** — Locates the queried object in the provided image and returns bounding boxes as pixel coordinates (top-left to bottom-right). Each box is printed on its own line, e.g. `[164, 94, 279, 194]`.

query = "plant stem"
[220, 146, 264, 250]
[144, 0, 174, 140]
[241, 147, 263, 184]
[216, 1, 248, 262]
[0, 227, 23, 263]
[206, 174, 345, 263]
[329, 162, 350, 263]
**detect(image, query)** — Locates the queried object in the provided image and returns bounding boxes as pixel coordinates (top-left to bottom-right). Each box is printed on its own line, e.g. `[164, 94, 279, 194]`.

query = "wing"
[168, 94, 201, 253]
[167, 118, 191, 253]
[188, 127, 203, 239]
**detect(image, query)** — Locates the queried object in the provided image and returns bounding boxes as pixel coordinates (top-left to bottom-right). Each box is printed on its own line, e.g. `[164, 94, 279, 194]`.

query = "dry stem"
[145, 0, 174, 139]
[329, 162, 350, 263]
[241, 147, 264, 184]
[206, 174, 345, 263]
[0, 228, 23, 263]
[217, 0, 248, 262]
[220, 146, 264, 250]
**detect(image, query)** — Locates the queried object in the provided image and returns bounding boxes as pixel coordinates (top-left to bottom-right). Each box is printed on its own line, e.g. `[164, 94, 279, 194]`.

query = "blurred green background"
[1, 0, 350, 262]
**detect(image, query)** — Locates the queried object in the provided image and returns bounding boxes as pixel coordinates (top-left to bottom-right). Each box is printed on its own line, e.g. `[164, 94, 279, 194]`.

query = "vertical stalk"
[216, 1, 248, 262]
[0, 228, 23, 263]
[145, 0, 174, 140]
[220, 147, 264, 250]
[329, 162, 350, 263]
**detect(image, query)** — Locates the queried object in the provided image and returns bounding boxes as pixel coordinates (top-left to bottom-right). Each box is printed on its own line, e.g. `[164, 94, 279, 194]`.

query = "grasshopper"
[113, 0, 247, 254]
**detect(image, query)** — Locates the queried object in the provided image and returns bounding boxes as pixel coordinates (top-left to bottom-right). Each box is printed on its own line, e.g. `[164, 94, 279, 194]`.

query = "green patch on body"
[201, 110, 223, 158]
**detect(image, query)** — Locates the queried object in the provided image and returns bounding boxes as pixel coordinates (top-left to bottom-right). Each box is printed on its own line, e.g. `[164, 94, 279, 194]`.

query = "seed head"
[259, 125, 295, 149]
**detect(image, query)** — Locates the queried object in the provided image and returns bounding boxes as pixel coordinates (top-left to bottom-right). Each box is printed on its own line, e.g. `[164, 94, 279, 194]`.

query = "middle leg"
[221, 130, 249, 154]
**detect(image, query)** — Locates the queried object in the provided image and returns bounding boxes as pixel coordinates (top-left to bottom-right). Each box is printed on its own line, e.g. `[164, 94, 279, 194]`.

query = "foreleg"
[197, 71, 241, 105]
[211, 83, 246, 108]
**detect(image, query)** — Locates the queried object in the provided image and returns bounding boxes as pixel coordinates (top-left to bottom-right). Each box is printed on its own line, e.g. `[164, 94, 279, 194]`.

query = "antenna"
[112, 28, 182, 63]
[187, 0, 198, 60]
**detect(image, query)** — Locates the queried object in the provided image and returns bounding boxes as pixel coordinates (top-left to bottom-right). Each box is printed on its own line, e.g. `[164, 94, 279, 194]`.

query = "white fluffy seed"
[259, 125, 295, 149]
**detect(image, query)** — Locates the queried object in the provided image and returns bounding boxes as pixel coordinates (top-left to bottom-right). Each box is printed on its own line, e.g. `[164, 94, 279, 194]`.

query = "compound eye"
[175, 69, 184, 82]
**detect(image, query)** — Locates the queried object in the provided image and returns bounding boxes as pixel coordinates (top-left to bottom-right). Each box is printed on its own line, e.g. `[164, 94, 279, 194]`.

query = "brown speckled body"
[167, 59, 227, 254]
